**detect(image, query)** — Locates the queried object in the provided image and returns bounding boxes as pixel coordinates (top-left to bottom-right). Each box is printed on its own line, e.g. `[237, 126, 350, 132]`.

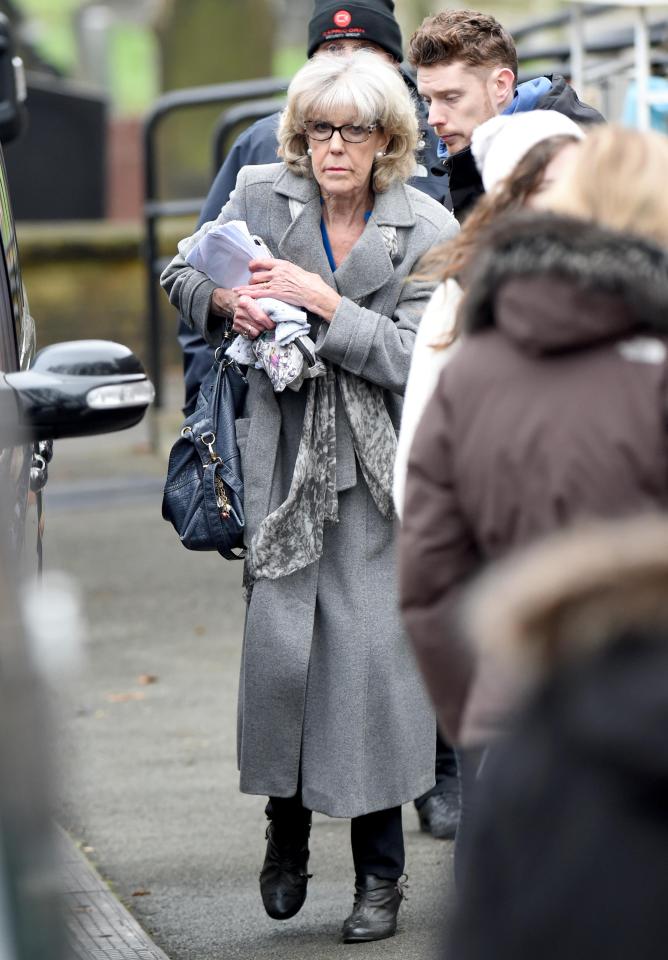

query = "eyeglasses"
[304, 120, 379, 143]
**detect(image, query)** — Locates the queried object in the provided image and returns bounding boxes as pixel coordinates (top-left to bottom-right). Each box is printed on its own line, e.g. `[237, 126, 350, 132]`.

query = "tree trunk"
[154, 0, 276, 198]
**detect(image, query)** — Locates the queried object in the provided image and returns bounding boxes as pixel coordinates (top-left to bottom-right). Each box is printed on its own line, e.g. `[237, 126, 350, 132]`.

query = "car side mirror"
[6, 340, 154, 441]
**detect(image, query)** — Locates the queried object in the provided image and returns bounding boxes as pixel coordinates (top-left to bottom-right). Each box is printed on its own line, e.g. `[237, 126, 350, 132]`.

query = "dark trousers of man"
[267, 795, 405, 880]
[453, 747, 488, 888]
[414, 730, 459, 810]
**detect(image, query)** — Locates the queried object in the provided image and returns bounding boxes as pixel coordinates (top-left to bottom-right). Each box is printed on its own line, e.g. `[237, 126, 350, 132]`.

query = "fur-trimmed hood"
[461, 213, 668, 355]
[460, 515, 668, 747]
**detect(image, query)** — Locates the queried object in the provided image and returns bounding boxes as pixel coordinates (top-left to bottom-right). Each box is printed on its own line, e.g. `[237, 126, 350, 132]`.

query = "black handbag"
[162, 347, 248, 559]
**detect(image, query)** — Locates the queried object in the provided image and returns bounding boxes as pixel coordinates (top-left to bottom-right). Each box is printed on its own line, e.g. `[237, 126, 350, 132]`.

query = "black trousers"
[453, 747, 488, 888]
[414, 730, 459, 810]
[267, 794, 405, 880]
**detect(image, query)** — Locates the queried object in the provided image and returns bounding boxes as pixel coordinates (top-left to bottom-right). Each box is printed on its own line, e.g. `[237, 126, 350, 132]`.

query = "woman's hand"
[210, 287, 239, 319]
[232, 295, 276, 340]
[234, 258, 341, 322]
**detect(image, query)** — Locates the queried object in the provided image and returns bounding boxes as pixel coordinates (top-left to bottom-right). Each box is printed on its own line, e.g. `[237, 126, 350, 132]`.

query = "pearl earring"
[307, 147, 313, 156]
[375, 150, 385, 158]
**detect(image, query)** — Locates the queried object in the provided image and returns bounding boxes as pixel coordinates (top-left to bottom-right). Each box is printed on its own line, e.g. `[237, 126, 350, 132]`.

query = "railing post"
[634, 4, 651, 130]
[569, 2, 586, 94]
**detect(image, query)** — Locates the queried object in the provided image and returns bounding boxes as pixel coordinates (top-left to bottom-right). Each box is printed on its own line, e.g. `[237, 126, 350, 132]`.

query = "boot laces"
[352, 873, 408, 910]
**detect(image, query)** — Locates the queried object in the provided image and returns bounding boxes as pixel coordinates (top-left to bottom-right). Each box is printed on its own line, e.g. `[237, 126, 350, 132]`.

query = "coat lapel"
[274, 168, 336, 288]
[332, 219, 394, 302]
[334, 182, 416, 302]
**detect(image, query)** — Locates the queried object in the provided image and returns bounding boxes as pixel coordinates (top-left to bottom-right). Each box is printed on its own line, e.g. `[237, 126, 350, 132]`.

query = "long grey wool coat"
[162, 162, 459, 818]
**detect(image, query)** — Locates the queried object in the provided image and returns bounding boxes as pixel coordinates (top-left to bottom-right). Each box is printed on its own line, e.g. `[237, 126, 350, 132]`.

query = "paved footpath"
[58, 828, 169, 960]
[45, 394, 455, 960]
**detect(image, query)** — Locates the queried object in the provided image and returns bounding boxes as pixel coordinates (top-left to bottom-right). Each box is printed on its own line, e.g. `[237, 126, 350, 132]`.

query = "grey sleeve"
[159, 172, 249, 346]
[316, 221, 459, 395]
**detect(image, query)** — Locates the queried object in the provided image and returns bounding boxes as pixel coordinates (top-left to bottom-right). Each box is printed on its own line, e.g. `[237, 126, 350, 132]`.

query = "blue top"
[320, 209, 372, 272]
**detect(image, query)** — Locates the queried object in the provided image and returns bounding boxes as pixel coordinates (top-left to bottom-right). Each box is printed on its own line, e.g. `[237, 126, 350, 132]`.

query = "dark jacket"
[452, 632, 668, 960]
[448, 517, 668, 959]
[178, 64, 452, 414]
[438, 75, 605, 221]
[399, 212, 668, 740]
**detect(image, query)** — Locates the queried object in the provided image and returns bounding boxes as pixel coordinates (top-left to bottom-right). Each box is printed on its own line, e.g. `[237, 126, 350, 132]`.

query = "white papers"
[185, 218, 309, 332]
[184, 219, 324, 391]
[184, 220, 273, 288]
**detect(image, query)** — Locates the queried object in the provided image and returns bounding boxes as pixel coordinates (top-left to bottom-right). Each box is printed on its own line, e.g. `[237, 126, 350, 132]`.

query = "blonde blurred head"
[544, 125, 668, 246]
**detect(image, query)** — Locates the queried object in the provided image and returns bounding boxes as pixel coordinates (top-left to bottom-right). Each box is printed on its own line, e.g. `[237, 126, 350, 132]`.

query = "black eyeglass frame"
[303, 120, 380, 143]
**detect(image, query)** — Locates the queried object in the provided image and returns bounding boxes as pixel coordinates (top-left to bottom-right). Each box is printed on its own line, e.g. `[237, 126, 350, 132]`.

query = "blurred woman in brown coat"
[399, 126, 668, 745]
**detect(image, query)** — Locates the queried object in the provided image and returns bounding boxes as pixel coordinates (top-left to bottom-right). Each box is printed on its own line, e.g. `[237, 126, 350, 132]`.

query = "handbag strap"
[197, 357, 245, 561]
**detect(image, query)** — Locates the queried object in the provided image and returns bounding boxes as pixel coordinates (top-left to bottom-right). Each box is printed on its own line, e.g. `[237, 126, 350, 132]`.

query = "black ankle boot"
[259, 821, 311, 920]
[342, 874, 405, 943]
[417, 784, 460, 840]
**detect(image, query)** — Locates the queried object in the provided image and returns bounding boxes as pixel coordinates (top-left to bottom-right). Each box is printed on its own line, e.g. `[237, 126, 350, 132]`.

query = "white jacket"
[393, 278, 462, 519]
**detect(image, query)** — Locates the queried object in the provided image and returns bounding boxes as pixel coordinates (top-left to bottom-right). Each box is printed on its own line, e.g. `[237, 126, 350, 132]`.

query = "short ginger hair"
[408, 9, 518, 82]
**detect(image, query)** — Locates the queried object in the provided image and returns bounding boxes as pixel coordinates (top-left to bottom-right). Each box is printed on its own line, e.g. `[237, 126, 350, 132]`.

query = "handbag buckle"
[199, 430, 222, 464]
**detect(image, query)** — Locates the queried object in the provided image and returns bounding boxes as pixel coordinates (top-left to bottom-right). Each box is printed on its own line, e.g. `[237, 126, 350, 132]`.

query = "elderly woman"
[161, 51, 457, 943]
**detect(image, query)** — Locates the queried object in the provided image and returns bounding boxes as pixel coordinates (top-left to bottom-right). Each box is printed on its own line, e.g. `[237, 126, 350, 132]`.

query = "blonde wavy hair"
[545, 124, 668, 246]
[414, 135, 579, 348]
[278, 51, 419, 193]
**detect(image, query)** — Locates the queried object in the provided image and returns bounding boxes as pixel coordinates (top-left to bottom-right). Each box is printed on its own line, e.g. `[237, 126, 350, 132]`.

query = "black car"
[0, 15, 153, 957]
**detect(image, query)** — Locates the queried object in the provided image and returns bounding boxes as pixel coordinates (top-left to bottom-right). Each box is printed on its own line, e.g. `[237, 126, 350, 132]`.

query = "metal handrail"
[511, 4, 614, 40]
[211, 97, 287, 172]
[517, 17, 668, 66]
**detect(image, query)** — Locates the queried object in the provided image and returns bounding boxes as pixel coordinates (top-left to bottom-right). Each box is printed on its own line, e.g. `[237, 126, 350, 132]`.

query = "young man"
[409, 9, 603, 220]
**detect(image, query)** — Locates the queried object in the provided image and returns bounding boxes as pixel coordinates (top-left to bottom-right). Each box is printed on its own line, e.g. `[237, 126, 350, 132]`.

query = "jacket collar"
[273, 165, 415, 302]
[437, 147, 483, 223]
[462, 212, 668, 351]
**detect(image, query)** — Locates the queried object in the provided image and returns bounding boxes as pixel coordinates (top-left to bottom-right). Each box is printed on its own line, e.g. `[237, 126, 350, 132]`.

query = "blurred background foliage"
[3, 0, 556, 114]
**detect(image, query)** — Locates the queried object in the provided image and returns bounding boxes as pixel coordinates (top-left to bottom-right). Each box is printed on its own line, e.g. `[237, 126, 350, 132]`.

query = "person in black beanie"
[174, 0, 460, 845]
[306, 0, 403, 62]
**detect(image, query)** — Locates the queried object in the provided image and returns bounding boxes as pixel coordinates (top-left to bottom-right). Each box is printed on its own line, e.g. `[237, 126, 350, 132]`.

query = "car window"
[0, 144, 27, 373]
[0, 269, 15, 373]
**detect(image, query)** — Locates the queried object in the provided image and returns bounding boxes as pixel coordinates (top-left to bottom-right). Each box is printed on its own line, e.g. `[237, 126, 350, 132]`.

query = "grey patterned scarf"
[245, 208, 399, 582]
[246, 359, 397, 582]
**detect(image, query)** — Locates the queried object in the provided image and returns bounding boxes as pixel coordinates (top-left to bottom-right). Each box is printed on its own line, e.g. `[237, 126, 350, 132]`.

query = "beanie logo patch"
[333, 9, 352, 28]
